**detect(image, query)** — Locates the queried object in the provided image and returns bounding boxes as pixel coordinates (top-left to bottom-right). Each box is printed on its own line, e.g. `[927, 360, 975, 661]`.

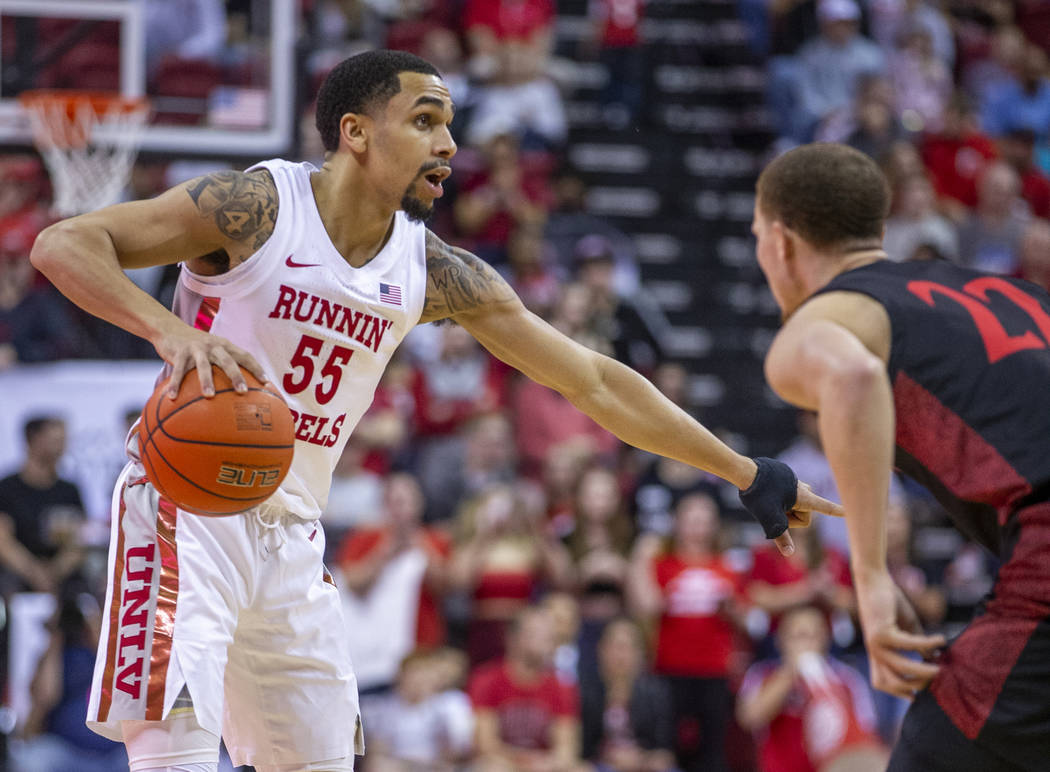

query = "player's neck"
[813, 247, 887, 290]
[310, 165, 397, 268]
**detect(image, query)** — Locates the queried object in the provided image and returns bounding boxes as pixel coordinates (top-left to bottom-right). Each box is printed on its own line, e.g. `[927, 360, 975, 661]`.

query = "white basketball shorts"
[86, 462, 364, 768]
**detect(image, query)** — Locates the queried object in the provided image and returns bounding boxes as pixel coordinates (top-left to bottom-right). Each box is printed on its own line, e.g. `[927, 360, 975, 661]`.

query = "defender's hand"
[859, 571, 946, 699]
[153, 324, 268, 398]
[738, 458, 845, 556]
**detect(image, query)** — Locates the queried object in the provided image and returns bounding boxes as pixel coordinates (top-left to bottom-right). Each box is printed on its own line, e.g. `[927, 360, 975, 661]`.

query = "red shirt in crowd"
[463, 0, 554, 42]
[1021, 167, 1050, 219]
[468, 660, 579, 750]
[738, 657, 879, 772]
[747, 544, 853, 630]
[920, 131, 998, 208]
[411, 356, 510, 437]
[337, 527, 452, 647]
[590, 0, 644, 48]
[652, 553, 741, 677]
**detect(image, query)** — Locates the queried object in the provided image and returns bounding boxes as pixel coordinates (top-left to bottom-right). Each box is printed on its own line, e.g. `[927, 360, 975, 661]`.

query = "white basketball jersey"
[171, 159, 427, 519]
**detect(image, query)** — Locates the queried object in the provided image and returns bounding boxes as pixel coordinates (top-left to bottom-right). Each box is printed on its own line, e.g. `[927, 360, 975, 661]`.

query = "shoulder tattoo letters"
[422, 231, 516, 323]
[185, 169, 277, 251]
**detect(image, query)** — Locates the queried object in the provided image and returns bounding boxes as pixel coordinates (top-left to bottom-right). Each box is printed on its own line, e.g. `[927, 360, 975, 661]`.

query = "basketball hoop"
[18, 90, 150, 216]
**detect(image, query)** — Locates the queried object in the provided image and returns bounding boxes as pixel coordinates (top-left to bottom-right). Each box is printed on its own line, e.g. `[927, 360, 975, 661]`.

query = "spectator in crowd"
[997, 127, 1050, 219]
[361, 649, 475, 771]
[323, 436, 385, 535]
[919, 91, 998, 220]
[411, 323, 511, 516]
[543, 590, 583, 686]
[513, 288, 619, 476]
[736, 606, 887, 772]
[789, 0, 885, 144]
[981, 42, 1050, 142]
[575, 547, 629, 683]
[746, 520, 855, 641]
[543, 438, 598, 537]
[451, 484, 574, 665]
[463, 0, 554, 84]
[10, 594, 127, 772]
[337, 473, 452, 695]
[503, 222, 563, 318]
[627, 492, 744, 772]
[462, 0, 567, 150]
[453, 132, 552, 265]
[587, 0, 646, 127]
[575, 234, 669, 375]
[955, 160, 1030, 273]
[544, 166, 640, 295]
[889, 25, 952, 134]
[878, 139, 926, 193]
[961, 25, 1026, 109]
[565, 465, 634, 564]
[468, 604, 585, 772]
[356, 349, 415, 473]
[0, 417, 86, 596]
[579, 617, 678, 772]
[1017, 217, 1050, 291]
[0, 246, 83, 368]
[424, 410, 520, 525]
[835, 75, 907, 160]
[868, 0, 954, 69]
[144, 0, 227, 77]
[883, 172, 960, 263]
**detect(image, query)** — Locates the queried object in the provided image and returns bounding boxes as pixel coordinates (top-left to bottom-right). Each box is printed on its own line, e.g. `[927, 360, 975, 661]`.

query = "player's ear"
[339, 112, 369, 153]
[771, 220, 793, 265]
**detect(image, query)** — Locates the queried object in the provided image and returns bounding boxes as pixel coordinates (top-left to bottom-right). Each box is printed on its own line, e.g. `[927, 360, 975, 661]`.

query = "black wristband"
[738, 457, 797, 539]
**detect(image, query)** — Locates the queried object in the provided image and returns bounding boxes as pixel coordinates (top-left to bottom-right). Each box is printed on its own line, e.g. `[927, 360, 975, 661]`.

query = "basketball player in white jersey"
[30, 51, 842, 772]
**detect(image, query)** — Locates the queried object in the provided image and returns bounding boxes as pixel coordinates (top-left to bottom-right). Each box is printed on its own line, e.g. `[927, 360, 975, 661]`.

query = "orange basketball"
[138, 365, 295, 516]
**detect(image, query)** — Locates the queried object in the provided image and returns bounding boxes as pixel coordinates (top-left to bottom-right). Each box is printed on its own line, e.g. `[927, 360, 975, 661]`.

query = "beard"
[400, 189, 434, 223]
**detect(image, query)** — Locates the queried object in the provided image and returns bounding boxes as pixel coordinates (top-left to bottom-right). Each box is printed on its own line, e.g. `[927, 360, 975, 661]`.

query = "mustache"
[417, 161, 452, 177]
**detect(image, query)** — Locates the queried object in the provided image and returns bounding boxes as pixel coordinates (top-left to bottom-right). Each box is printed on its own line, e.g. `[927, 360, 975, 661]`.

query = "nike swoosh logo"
[286, 255, 322, 268]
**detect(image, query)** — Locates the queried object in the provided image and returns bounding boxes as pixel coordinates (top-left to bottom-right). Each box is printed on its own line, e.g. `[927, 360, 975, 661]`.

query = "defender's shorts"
[889, 501, 1050, 771]
[87, 462, 364, 768]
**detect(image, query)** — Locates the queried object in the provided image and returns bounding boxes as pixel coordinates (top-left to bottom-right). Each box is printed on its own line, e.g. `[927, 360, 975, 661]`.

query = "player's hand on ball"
[155, 324, 268, 399]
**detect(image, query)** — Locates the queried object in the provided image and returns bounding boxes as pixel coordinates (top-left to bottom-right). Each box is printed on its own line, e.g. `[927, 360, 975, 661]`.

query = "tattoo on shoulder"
[185, 169, 278, 251]
[423, 231, 516, 322]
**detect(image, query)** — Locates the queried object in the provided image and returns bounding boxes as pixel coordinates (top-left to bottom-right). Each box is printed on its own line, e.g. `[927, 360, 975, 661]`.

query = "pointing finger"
[796, 485, 845, 517]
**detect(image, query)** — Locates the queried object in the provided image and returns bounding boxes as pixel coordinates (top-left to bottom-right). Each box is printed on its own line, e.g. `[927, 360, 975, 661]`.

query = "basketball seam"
[143, 386, 280, 446]
[140, 426, 280, 505]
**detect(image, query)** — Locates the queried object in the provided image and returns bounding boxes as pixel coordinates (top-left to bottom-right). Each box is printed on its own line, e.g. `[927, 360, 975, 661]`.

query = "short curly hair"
[315, 49, 440, 152]
[756, 143, 890, 250]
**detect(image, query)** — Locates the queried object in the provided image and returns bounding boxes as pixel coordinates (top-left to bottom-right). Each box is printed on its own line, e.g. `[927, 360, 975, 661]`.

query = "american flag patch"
[379, 282, 402, 306]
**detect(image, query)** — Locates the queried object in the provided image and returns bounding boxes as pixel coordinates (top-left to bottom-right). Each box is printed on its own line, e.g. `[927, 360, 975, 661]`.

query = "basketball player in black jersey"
[755, 142, 1050, 771]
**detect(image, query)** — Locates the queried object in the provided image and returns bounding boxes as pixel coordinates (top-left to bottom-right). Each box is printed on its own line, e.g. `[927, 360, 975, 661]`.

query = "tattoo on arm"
[422, 231, 516, 322]
[185, 169, 278, 250]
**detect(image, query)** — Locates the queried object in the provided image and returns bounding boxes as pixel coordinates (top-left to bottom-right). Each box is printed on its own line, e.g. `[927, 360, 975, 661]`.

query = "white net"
[19, 91, 150, 216]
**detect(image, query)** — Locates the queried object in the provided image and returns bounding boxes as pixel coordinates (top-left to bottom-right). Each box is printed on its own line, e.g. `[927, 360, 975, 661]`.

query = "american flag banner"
[379, 282, 402, 306]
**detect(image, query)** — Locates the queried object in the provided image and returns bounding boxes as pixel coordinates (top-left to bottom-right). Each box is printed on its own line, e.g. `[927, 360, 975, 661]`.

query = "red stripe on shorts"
[146, 497, 180, 719]
[97, 486, 129, 722]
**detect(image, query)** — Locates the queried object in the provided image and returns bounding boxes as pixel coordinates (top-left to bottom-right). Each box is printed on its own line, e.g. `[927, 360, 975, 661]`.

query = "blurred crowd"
[0, 0, 1028, 770]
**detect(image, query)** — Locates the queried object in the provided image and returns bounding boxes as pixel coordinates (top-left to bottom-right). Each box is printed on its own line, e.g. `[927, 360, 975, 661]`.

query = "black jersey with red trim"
[811, 259, 1050, 555]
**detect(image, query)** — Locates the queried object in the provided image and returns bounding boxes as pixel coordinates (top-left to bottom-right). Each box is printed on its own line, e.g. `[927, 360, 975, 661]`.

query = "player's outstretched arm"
[766, 292, 945, 698]
[30, 170, 275, 396]
[422, 232, 843, 553]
